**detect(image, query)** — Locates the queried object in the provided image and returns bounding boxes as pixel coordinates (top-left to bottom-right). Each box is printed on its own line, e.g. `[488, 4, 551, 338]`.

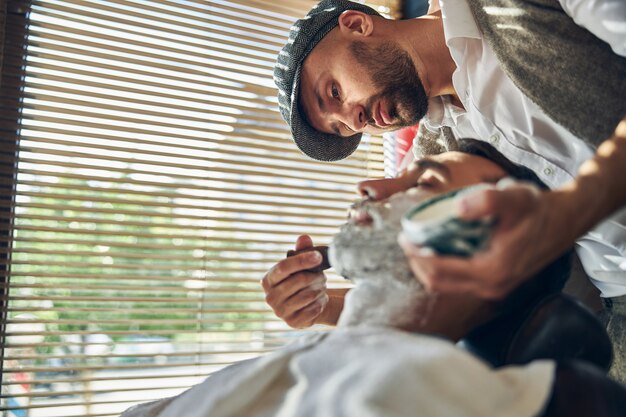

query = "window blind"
[0, 1, 392, 416]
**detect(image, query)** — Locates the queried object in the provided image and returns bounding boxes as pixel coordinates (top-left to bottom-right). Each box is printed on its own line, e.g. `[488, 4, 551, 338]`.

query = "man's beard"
[349, 40, 429, 129]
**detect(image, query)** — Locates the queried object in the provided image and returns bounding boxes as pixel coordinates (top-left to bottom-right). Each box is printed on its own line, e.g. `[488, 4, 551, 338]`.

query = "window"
[1, 1, 391, 416]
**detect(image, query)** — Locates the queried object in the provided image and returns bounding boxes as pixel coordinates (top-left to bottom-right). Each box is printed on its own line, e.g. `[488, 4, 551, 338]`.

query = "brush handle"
[286, 246, 331, 273]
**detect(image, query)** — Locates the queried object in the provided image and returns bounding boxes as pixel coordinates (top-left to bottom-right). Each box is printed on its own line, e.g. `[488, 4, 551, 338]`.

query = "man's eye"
[331, 84, 340, 100]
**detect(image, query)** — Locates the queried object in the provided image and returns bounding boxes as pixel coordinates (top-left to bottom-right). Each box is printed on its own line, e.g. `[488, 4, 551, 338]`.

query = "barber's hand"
[261, 235, 329, 328]
[399, 180, 576, 300]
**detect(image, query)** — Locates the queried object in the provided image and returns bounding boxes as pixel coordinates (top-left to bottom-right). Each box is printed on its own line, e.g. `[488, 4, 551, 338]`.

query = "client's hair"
[456, 138, 549, 190]
[454, 138, 572, 365]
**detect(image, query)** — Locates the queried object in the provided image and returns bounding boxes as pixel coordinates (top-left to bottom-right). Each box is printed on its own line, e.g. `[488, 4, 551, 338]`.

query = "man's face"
[299, 33, 428, 138]
[330, 152, 505, 337]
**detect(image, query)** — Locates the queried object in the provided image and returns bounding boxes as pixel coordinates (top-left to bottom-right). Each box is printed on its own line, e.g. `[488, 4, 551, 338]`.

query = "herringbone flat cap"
[273, 0, 381, 161]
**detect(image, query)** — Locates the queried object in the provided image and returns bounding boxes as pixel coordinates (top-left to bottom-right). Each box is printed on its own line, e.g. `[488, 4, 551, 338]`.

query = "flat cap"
[273, 0, 381, 161]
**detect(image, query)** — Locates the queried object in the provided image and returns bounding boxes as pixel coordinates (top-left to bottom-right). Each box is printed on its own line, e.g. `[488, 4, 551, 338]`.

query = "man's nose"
[357, 178, 406, 201]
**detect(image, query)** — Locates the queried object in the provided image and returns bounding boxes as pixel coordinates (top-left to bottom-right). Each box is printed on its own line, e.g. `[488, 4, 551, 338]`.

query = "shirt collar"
[438, 0, 482, 108]
[439, 0, 482, 42]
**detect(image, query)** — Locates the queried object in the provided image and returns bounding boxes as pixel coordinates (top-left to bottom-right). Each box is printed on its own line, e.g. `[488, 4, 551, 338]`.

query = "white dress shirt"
[414, 0, 626, 297]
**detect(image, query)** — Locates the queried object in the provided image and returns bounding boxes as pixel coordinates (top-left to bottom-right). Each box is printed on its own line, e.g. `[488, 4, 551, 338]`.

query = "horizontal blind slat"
[4, 1, 390, 415]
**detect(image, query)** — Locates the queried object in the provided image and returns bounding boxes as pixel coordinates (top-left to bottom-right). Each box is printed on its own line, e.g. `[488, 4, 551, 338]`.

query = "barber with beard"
[269, 0, 626, 383]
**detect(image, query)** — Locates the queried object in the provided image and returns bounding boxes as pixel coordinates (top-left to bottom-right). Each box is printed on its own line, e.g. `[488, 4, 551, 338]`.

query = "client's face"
[332, 152, 506, 280]
[330, 152, 506, 338]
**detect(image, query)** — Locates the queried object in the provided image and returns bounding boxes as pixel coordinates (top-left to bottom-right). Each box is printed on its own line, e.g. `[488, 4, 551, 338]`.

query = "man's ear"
[337, 10, 374, 37]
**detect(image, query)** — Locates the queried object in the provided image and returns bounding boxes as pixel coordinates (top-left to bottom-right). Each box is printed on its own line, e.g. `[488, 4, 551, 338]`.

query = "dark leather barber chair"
[505, 293, 612, 369]
[460, 293, 613, 370]
[457, 255, 626, 416]
[459, 249, 612, 370]
[462, 294, 623, 416]
[520, 295, 626, 417]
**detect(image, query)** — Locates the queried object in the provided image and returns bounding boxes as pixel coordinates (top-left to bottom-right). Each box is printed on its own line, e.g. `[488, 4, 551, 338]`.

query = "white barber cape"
[121, 327, 554, 417]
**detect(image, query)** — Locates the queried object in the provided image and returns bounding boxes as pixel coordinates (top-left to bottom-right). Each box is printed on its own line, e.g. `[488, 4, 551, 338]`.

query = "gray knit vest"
[466, 0, 626, 147]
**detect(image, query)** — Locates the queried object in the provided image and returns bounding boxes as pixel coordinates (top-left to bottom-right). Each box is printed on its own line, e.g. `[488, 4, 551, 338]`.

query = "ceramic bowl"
[401, 185, 494, 257]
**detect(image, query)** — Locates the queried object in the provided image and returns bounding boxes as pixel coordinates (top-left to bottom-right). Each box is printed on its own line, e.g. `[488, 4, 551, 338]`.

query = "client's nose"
[357, 178, 406, 201]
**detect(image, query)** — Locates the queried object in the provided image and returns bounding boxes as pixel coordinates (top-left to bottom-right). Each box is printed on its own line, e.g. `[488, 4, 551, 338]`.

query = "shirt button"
[543, 167, 553, 176]
[489, 134, 499, 144]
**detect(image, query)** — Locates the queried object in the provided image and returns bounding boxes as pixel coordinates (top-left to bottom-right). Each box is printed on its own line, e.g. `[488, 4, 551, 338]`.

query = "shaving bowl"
[401, 185, 494, 257]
